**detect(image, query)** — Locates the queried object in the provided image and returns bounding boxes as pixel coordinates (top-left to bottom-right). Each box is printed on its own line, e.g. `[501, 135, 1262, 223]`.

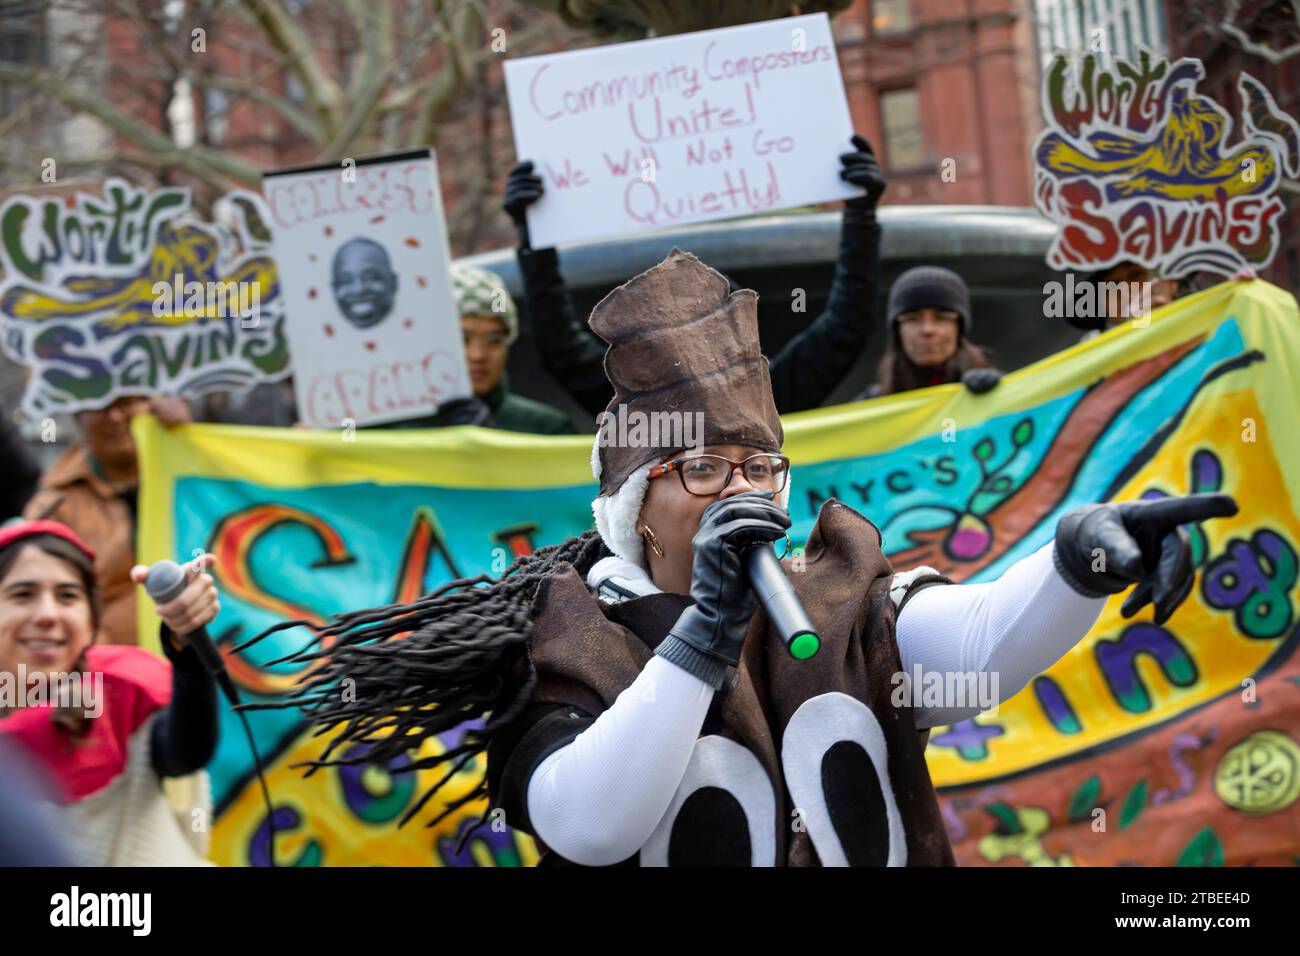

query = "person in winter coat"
[858, 265, 1001, 398]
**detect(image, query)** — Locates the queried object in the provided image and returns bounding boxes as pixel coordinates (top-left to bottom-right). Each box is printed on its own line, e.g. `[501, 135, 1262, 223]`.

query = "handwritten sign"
[263, 148, 471, 429]
[0, 179, 286, 418]
[1033, 47, 1300, 277]
[504, 13, 860, 247]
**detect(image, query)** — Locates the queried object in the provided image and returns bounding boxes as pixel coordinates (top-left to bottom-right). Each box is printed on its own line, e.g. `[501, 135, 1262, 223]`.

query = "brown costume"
[518, 498, 955, 866]
[491, 249, 954, 866]
[590, 248, 783, 496]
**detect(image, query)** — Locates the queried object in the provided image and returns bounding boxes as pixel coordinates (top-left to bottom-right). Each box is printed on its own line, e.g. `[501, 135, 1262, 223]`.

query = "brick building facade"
[834, 0, 1044, 207]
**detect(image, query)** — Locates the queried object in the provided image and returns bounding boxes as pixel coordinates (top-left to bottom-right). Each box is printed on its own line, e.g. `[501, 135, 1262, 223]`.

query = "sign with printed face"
[504, 12, 860, 247]
[0, 179, 287, 418]
[1033, 47, 1300, 278]
[263, 149, 471, 429]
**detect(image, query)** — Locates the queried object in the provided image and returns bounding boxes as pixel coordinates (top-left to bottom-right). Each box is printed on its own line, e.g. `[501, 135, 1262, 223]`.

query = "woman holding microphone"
[251, 250, 1234, 867]
[0, 519, 222, 866]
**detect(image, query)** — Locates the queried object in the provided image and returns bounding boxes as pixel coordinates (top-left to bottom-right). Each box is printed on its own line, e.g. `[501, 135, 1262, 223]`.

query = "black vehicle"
[460, 205, 1074, 426]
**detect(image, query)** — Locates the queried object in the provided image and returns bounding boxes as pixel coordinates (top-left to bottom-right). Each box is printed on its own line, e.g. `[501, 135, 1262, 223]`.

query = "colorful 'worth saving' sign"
[0, 180, 288, 418]
[1034, 48, 1300, 278]
[136, 279, 1300, 866]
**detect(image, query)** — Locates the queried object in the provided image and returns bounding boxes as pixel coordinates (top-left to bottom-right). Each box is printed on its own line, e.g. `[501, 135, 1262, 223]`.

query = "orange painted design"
[209, 505, 353, 696]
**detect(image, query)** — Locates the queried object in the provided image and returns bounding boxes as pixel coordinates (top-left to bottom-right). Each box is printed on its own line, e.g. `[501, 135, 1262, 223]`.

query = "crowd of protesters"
[0, 128, 1267, 866]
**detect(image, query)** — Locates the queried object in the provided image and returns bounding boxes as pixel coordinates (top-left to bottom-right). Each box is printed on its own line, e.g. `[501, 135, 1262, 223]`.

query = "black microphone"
[744, 545, 820, 660]
[144, 559, 240, 707]
[144, 558, 280, 866]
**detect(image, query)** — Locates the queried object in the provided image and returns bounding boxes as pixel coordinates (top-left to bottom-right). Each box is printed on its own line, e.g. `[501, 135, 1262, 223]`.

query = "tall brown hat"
[590, 248, 783, 498]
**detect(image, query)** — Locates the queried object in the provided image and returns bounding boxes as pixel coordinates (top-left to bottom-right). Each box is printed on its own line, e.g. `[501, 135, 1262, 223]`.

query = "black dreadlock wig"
[234, 529, 612, 832]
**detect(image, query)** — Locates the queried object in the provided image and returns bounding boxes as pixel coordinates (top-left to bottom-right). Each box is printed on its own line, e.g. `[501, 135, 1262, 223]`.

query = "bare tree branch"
[185, 70, 324, 141]
[238, 0, 347, 139]
[0, 61, 262, 186]
[415, 0, 484, 145]
[323, 0, 396, 156]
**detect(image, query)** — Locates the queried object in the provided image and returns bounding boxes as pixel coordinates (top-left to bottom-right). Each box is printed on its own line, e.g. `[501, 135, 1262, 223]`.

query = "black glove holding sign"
[839, 134, 886, 221]
[503, 160, 544, 249]
[655, 492, 791, 689]
[1053, 493, 1238, 624]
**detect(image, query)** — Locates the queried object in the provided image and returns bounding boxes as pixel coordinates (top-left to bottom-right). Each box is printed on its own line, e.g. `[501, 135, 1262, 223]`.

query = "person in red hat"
[0, 519, 222, 865]
[23, 394, 193, 647]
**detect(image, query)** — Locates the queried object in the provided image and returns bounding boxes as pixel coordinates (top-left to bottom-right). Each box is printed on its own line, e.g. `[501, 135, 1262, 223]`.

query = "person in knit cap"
[859, 265, 1001, 398]
[242, 249, 1235, 867]
[445, 263, 576, 434]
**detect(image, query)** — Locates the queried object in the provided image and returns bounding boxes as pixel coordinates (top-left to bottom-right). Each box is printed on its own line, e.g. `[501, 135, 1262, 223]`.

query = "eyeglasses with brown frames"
[648, 453, 790, 497]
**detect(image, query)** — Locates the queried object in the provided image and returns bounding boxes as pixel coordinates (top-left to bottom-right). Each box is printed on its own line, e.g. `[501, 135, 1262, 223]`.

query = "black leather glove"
[431, 396, 495, 428]
[503, 160, 544, 248]
[840, 134, 886, 214]
[654, 491, 791, 688]
[962, 367, 1002, 394]
[1053, 493, 1238, 625]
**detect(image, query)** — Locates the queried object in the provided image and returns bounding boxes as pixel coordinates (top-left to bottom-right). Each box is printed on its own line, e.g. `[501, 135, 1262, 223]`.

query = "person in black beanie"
[857, 265, 1000, 398]
[503, 135, 887, 418]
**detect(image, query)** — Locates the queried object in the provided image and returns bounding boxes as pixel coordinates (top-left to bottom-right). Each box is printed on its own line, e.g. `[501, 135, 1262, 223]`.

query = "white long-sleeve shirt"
[524, 542, 1104, 865]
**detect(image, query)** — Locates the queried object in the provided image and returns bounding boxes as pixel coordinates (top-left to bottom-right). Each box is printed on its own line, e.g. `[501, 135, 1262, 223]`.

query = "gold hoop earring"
[640, 524, 665, 558]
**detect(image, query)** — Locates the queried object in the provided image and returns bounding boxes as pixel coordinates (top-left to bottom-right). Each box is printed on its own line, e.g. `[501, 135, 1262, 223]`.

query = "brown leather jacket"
[24, 444, 139, 646]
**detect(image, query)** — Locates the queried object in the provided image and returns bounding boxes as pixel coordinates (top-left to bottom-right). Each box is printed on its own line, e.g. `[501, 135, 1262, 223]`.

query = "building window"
[880, 88, 924, 169]
[204, 88, 229, 145]
[1033, 1, 1169, 70]
[284, 69, 308, 108]
[872, 0, 912, 35]
[0, 1, 45, 115]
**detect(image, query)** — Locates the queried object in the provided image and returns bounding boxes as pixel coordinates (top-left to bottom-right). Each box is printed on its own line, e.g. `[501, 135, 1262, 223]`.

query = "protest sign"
[0, 179, 286, 418]
[1033, 47, 1300, 278]
[138, 279, 1300, 866]
[503, 12, 859, 247]
[263, 148, 470, 429]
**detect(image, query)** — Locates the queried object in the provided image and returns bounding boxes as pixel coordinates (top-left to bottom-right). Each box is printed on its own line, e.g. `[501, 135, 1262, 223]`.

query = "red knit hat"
[0, 520, 96, 563]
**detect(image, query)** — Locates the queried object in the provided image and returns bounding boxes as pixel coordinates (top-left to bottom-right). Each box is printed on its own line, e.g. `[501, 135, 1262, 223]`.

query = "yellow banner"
[137, 279, 1300, 866]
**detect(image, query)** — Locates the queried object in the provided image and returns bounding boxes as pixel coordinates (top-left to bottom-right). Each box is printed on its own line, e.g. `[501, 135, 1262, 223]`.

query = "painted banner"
[0, 179, 287, 418]
[136, 279, 1300, 866]
[1033, 48, 1300, 278]
[263, 148, 471, 430]
[503, 12, 859, 247]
